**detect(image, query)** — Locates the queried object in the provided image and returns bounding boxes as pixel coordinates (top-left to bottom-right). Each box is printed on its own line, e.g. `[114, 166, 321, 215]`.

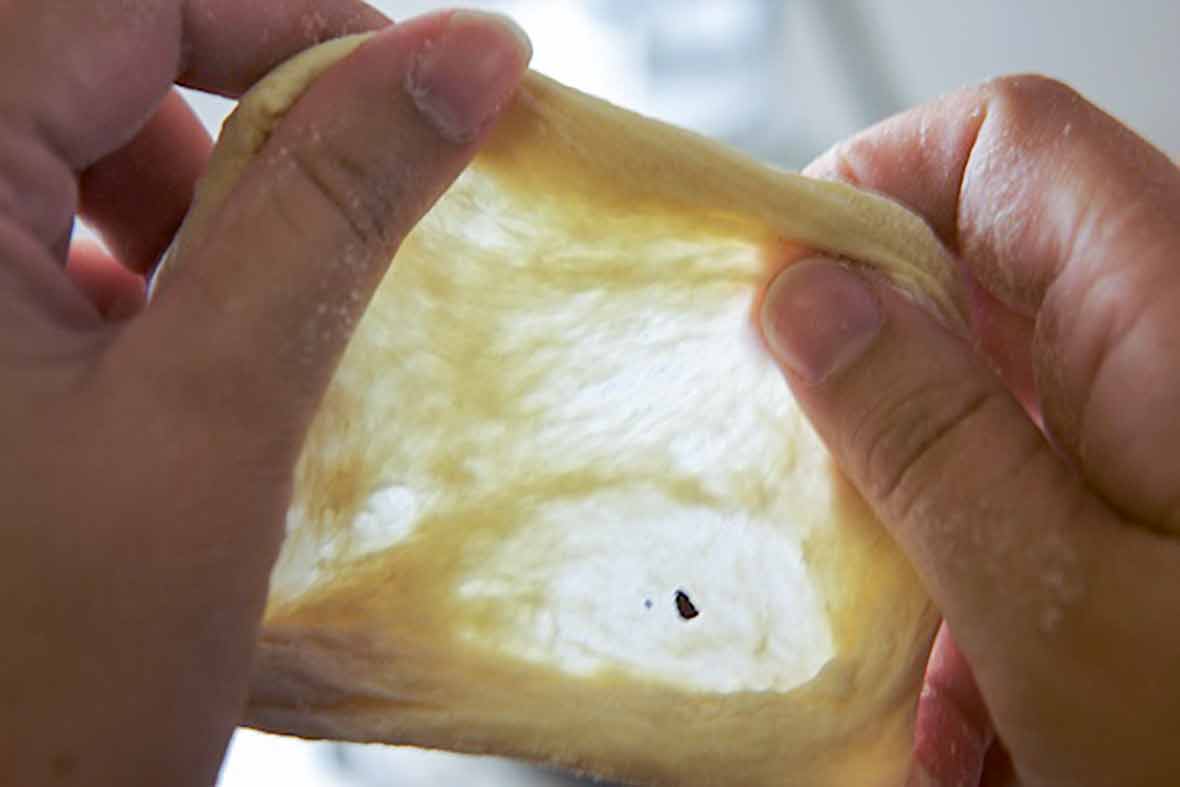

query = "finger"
[0, 0, 387, 251]
[78, 90, 211, 276]
[132, 12, 531, 443]
[911, 624, 993, 787]
[964, 273, 1038, 422]
[803, 75, 1180, 532]
[66, 241, 146, 320]
[760, 256, 1103, 767]
[178, 1, 391, 97]
[760, 255, 1105, 633]
[761, 256, 1180, 784]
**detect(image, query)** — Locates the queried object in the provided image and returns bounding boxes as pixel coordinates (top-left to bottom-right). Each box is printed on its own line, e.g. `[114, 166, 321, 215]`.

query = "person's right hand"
[760, 76, 1180, 787]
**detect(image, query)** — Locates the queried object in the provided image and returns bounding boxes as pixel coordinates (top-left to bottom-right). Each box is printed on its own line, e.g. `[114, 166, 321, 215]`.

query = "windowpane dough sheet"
[161, 35, 957, 787]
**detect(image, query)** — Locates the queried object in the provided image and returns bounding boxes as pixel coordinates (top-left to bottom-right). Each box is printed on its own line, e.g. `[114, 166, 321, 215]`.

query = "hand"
[0, 3, 529, 785]
[760, 76, 1180, 787]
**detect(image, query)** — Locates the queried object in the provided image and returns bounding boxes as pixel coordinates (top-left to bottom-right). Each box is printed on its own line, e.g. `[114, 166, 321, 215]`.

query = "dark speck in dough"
[675, 590, 699, 620]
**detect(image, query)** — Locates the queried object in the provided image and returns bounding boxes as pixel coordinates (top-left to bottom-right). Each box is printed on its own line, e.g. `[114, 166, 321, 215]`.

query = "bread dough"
[160, 34, 957, 787]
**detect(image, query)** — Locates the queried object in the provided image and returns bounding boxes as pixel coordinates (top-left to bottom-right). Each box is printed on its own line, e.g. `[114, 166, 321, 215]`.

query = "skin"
[0, 2, 528, 785]
[1, 3, 1175, 787]
[763, 76, 1180, 786]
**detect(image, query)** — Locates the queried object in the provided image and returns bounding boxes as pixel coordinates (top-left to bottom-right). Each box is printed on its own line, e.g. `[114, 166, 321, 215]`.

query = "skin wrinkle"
[818, 95, 988, 255]
[286, 139, 388, 250]
[245, 151, 416, 354]
[1036, 185, 1180, 526]
[1063, 263, 1150, 457]
[881, 388, 995, 524]
[960, 110, 1050, 315]
[946, 110, 989, 255]
[873, 387, 1028, 573]
[1074, 278, 1180, 514]
[851, 375, 966, 509]
[959, 78, 1138, 319]
[0, 120, 78, 253]
[0, 217, 106, 335]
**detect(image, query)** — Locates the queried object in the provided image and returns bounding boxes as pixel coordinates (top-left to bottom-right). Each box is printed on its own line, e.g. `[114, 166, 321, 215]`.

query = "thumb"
[125, 12, 530, 440]
[759, 256, 1114, 762]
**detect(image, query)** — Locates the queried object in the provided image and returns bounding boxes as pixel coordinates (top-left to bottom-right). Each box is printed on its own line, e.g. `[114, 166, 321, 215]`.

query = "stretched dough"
[162, 34, 957, 787]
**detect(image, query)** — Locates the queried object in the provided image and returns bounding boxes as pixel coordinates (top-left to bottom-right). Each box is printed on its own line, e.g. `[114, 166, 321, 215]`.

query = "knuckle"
[284, 134, 400, 251]
[854, 379, 1009, 522]
[985, 73, 1084, 110]
[981, 74, 1093, 146]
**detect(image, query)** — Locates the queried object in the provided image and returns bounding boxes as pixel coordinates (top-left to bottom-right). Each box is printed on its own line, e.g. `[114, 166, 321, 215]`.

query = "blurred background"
[209, 1, 1177, 785]
[182, 0, 1180, 174]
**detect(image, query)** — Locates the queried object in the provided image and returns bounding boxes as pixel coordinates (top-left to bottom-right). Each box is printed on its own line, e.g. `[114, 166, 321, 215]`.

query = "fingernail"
[406, 11, 532, 144]
[761, 257, 883, 384]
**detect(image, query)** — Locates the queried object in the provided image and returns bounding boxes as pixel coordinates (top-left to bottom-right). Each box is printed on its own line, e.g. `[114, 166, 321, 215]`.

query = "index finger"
[804, 75, 1180, 533]
[0, 0, 387, 250]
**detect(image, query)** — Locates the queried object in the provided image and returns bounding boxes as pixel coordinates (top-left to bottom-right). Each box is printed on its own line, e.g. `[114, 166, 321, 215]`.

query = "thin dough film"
[160, 34, 960, 787]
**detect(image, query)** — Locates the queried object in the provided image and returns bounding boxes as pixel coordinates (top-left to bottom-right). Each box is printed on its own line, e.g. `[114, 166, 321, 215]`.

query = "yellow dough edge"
[157, 34, 954, 787]
[164, 34, 963, 328]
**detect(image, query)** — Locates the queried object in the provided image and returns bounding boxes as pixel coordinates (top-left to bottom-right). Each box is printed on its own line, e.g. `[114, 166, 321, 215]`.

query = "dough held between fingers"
[159, 34, 959, 787]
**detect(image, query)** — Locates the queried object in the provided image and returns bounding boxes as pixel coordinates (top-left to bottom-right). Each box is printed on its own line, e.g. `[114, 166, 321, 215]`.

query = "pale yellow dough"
[161, 34, 959, 787]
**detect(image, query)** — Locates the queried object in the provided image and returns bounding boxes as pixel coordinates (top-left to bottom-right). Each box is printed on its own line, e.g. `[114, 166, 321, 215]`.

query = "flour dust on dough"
[158, 33, 959, 787]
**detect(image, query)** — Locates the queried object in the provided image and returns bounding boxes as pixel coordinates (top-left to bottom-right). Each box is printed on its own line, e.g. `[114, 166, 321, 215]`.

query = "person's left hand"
[0, 3, 530, 785]
[761, 76, 1180, 786]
